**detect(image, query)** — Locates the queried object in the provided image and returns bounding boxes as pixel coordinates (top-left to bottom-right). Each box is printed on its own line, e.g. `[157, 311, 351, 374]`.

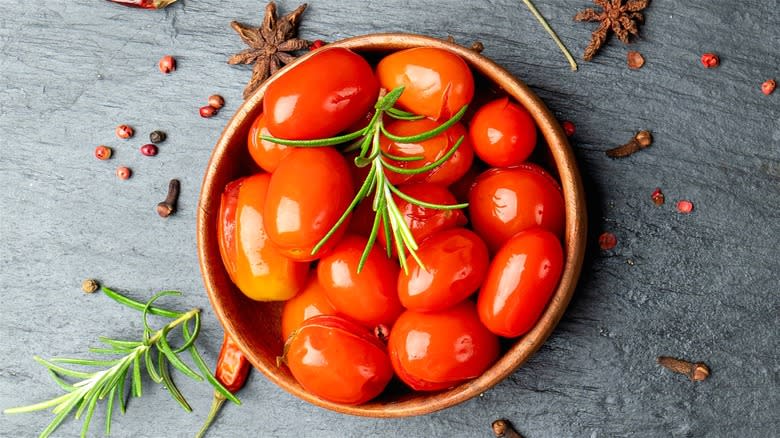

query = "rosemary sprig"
[3, 286, 239, 438]
[521, 0, 578, 71]
[262, 86, 469, 273]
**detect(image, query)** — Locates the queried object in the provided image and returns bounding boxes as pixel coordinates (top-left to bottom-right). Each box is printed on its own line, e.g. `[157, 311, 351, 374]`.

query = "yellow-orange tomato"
[247, 113, 292, 172]
[477, 228, 564, 337]
[264, 148, 354, 261]
[280, 274, 337, 341]
[376, 47, 474, 121]
[217, 173, 309, 301]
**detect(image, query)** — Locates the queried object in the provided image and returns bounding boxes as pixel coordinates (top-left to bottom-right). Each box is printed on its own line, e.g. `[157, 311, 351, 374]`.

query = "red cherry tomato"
[478, 228, 564, 337]
[263, 48, 379, 140]
[376, 183, 467, 254]
[468, 164, 565, 252]
[388, 302, 499, 391]
[283, 315, 393, 404]
[217, 173, 309, 301]
[381, 118, 474, 186]
[398, 228, 489, 312]
[469, 97, 537, 167]
[281, 274, 337, 341]
[264, 148, 354, 261]
[247, 113, 292, 172]
[317, 235, 403, 328]
[376, 47, 474, 121]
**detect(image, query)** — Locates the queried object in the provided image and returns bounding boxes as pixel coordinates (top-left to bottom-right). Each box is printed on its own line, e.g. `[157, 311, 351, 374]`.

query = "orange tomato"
[280, 274, 337, 341]
[477, 228, 564, 337]
[376, 47, 474, 120]
[263, 48, 379, 140]
[468, 164, 565, 252]
[217, 173, 309, 301]
[388, 302, 499, 391]
[317, 235, 403, 328]
[264, 148, 354, 261]
[469, 97, 537, 167]
[381, 118, 474, 186]
[247, 113, 292, 172]
[283, 315, 393, 404]
[398, 228, 489, 312]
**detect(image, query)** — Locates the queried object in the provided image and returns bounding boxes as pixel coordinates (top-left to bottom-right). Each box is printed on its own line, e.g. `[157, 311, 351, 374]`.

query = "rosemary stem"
[521, 0, 578, 71]
[146, 309, 200, 346]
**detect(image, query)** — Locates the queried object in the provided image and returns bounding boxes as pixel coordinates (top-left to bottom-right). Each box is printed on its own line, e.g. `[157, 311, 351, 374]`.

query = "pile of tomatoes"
[217, 45, 566, 405]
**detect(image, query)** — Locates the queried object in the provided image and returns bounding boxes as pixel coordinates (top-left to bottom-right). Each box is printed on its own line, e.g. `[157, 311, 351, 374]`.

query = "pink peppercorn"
[140, 144, 158, 156]
[676, 200, 694, 214]
[598, 232, 617, 250]
[562, 120, 576, 137]
[700, 53, 719, 68]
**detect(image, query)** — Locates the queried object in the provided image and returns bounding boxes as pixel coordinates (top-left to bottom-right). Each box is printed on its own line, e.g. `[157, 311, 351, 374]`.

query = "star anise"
[574, 0, 649, 61]
[228, 2, 310, 99]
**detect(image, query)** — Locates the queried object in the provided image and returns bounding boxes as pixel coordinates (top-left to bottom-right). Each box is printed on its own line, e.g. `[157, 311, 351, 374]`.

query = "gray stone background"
[1, 0, 778, 437]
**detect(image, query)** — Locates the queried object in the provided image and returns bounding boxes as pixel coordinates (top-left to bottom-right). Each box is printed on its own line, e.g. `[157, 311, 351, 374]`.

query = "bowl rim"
[197, 32, 587, 417]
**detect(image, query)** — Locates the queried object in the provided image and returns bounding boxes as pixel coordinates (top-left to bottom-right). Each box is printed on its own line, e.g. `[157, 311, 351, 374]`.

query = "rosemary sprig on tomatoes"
[263, 85, 469, 273]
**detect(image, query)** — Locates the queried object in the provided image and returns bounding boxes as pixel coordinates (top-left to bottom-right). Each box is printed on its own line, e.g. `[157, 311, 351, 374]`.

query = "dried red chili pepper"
[107, 0, 178, 9]
[196, 334, 250, 438]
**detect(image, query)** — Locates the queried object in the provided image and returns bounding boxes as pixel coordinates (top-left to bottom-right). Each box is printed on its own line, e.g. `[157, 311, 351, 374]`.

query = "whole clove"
[492, 419, 524, 438]
[157, 179, 180, 218]
[657, 356, 710, 381]
[606, 130, 653, 158]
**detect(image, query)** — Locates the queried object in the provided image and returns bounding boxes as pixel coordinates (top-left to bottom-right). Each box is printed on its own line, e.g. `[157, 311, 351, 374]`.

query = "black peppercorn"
[149, 130, 167, 144]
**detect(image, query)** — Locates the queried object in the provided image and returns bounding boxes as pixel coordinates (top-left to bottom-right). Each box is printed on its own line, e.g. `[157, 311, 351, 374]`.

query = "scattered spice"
[94, 145, 113, 160]
[228, 1, 310, 99]
[657, 356, 710, 381]
[574, 0, 649, 61]
[700, 53, 719, 68]
[676, 200, 694, 214]
[159, 55, 176, 74]
[140, 143, 159, 156]
[761, 79, 776, 96]
[107, 0, 178, 9]
[562, 120, 576, 137]
[115, 124, 134, 140]
[116, 166, 132, 180]
[521, 0, 578, 71]
[492, 419, 523, 438]
[444, 36, 485, 53]
[598, 232, 617, 250]
[651, 187, 665, 206]
[149, 130, 167, 144]
[157, 178, 180, 218]
[208, 94, 225, 110]
[200, 105, 218, 118]
[606, 130, 653, 158]
[81, 278, 100, 294]
[627, 50, 645, 69]
[309, 39, 325, 51]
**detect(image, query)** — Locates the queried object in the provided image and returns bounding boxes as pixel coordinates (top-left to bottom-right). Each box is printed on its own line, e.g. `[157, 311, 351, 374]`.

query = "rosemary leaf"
[159, 351, 192, 412]
[100, 286, 181, 318]
[379, 105, 467, 143]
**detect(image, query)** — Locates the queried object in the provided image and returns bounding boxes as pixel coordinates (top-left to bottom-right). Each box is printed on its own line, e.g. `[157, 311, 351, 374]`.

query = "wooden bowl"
[197, 33, 587, 417]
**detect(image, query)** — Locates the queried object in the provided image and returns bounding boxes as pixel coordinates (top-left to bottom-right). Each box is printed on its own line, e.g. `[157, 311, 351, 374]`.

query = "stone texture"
[0, 0, 778, 437]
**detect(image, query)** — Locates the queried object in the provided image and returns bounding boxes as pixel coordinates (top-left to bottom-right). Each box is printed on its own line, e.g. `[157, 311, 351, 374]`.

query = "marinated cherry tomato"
[281, 274, 337, 341]
[217, 173, 309, 301]
[283, 315, 393, 405]
[317, 235, 403, 328]
[376, 183, 466, 253]
[468, 164, 565, 252]
[398, 228, 489, 312]
[381, 118, 473, 186]
[264, 148, 354, 261]
[388, 302, 499, 391]
[247, 113, 292, 172]
[263, 48, 379, 140]
[376, 47, 474, 120]
[469, 97, 537, 167]
[477, 228, 564, 337]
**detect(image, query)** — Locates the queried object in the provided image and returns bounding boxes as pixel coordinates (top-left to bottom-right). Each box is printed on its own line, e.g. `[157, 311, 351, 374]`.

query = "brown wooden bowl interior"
[197, 33, 587, 417]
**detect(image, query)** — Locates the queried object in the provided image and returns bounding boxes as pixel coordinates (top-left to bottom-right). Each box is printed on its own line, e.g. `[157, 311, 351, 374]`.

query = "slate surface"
[1, 0, 778, 437]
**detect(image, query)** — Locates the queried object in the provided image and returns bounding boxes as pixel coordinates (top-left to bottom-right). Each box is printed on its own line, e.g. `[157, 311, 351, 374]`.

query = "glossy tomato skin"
[398, 228, 489, 312]
[284, 315, 393, 405]
[377, 183, 467, 253]
[381, 118, 473, 186]
[469, 97, 537, 167]
[388, 302, 499, 391]
[217, 173, 309, 301]
[264, 148, 354, 261]
[317, 235, 403, 328]
[477, 228, 564, 338]
[468, 164, 565, 252]
[247, 113, 292, 172]
[376, 47, 474, 121]
[281, 274, 337, 341]
[263, 48, 379, 140]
